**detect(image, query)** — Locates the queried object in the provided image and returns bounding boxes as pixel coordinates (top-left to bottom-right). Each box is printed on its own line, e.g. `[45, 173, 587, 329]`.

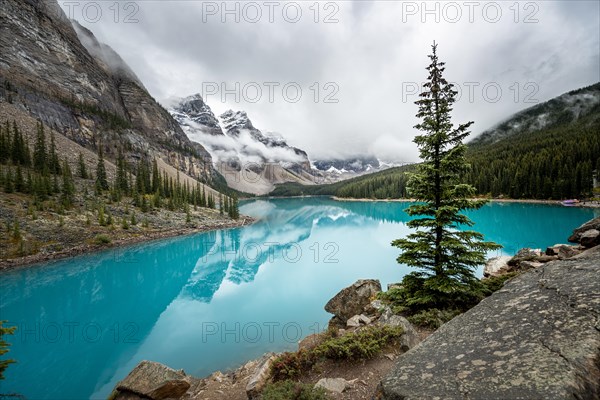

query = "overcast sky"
[60, 1, 600, 162]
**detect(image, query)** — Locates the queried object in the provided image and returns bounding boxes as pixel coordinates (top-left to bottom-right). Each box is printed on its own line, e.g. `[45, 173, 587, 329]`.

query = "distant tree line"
[332, 112, 599, 200]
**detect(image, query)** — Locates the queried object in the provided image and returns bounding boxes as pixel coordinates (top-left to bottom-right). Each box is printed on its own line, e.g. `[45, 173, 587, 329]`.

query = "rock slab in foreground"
[114, 360, 190, 400]
[378, 246, 600, 400]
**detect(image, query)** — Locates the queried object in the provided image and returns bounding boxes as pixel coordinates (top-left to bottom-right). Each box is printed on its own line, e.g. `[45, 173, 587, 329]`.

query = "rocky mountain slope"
[470, 83, 600, 145]
[0, 0, 220, 188]
[169, 95, 324, 194]
[169, 95, 402, 194]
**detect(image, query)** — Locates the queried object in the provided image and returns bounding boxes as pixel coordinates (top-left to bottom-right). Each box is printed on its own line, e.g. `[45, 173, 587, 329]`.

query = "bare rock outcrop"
[569, 216, 600, 244]
[378, 246, 600, 400]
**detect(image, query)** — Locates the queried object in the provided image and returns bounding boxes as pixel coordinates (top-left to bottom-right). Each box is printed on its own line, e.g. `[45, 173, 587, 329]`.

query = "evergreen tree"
[392, 43, 501, 310]
[52, 173, 59, 194]
[152, 158, 160, 193]
[0, 122, 8, 163]
[141, 195, 149, 213]
[98, 204, 106, 226]
[9, 121, 29, 166]
[224, 196, 230, 214]
[25, 171, 33, 194]
[219, 193, 224, 215]
[33, 122, 47, 173]
[78, 152, 88, 179]
[48, 131, 60, 174]
[95, 145, 109, 192]
[116, 148, 128, 193]
[61, 159, 75, 208]
[230, 195, 240, 219]
[4, 168, 13, 193]
[185, 203, 191, 223]
[0, 320, 16, 380]
[14, 165, 24, 192]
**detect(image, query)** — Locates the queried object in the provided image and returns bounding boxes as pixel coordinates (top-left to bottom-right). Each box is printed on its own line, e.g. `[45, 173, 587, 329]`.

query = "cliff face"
[0, 0, 214, 182]
[1, 0, 120, 109]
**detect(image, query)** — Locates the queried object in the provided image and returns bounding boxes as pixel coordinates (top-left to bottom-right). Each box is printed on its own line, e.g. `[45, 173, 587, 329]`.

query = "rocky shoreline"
[0, 217, 254, 271]
[107, 216, 600, 400]
[109, 280, 427, 400]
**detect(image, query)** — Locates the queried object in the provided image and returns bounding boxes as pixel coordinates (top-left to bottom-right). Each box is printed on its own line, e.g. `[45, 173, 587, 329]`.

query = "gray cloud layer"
[61, 1, 600, 161]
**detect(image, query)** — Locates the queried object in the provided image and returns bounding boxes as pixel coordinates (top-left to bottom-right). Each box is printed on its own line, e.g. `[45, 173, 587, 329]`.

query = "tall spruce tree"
[77, 152, 88, 179]
[231, 195, 240, 220]
[392, 43, 501, 310]
[95, 144, 109, 192]
[152, 158, 160, 193]
[33, 122, 47, 173]
[115, 148, 128, 193]
[48, 132, 60, 174]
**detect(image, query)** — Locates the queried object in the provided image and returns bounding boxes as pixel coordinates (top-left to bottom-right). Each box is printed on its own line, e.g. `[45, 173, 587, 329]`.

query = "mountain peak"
[169, 94, 223, 135]
[219, 110, 255, 135]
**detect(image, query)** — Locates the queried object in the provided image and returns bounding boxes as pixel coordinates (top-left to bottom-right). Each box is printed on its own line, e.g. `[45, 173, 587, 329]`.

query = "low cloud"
[182, 118, 306, 167]
[64, 1, 600, 161]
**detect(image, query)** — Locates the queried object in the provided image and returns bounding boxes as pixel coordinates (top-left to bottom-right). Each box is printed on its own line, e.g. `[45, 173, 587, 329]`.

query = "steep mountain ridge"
[169, 95, 320, 194]
[169, 94, 224, 137]
[471, 83, 600, 145]
[0, 0, 217, 185]
[219, 109, 311, 170]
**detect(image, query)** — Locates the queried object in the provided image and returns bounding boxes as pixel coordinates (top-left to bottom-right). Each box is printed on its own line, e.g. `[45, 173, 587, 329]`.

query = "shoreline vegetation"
[0, 216, 254, 271]
[0, 119, 245, 271]
[331, 196, 600, 208]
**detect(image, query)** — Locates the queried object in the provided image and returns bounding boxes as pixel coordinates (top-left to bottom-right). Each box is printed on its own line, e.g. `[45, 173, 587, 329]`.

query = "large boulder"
[377, 308, 420, 351]
[580, 229, 600, 248]
[483, 256, 511, 277]
[113, 361, 190, 400]
[507, 248, 542, 271]
[325, 279, 381, 322]
[545, 244, 580, 259]
[569, 216, 600, 243]
[378, 246, 600, 400]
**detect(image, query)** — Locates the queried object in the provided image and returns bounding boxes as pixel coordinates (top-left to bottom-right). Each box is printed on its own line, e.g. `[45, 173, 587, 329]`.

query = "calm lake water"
[0, 198, 596, 399]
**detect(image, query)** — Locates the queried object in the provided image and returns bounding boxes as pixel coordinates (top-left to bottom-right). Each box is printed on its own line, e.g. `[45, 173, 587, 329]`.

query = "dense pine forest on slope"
[0, 119, 241, 261]
[466, 108, 600, 199]
[270, 85, 600, 200]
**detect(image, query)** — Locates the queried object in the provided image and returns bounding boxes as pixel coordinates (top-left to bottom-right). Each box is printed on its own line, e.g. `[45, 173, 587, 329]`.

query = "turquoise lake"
[0, 198, 597, 399]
